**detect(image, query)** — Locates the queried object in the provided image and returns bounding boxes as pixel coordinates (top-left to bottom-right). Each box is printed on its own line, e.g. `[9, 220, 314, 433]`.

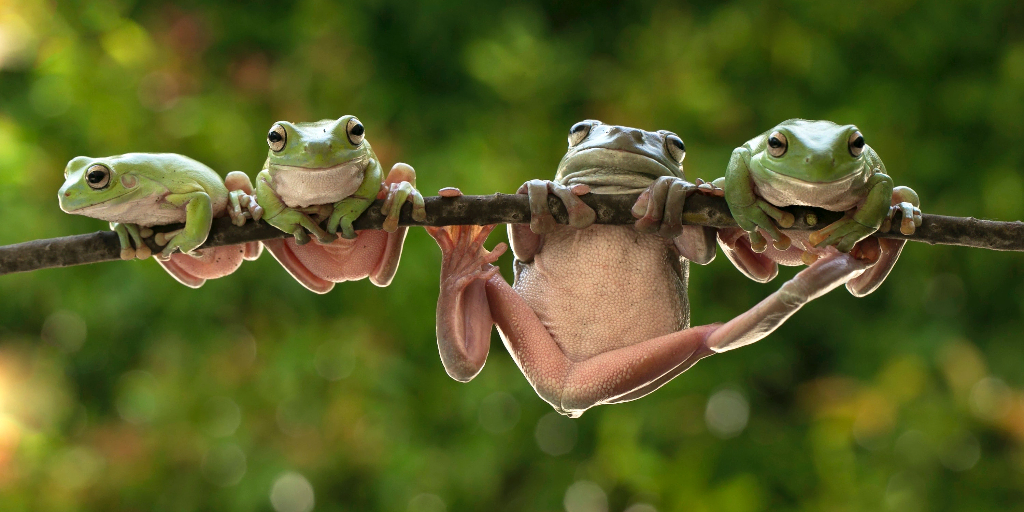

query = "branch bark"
[1, 193, 1022, 276]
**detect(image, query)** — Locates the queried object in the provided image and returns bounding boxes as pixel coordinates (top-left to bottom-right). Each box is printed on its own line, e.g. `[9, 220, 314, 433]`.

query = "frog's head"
[58, 154, 163, 215]
[755, 119, 869, 183]
[554, 120, 686, 193]
[264, 115, 372, 173]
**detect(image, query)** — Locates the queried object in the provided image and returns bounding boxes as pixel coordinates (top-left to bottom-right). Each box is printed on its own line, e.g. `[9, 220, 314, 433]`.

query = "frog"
[715, 119, 922, 296]
[58, 153, 263, 288]
[424, 120, 872, 417]
[254, 115, 426, 293]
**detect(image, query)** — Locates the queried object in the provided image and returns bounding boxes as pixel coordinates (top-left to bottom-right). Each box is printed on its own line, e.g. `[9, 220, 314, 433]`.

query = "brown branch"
[1, 193, 1022, 276]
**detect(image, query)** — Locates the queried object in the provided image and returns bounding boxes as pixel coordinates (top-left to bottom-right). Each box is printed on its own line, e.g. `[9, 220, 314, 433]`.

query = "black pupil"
[852, 136, 865, 148]
[671, 138, 685, 152]
[268, 130, 283, 143]
[87, 170, 106, 184]
[350, 123, 364, 136]
[768, 137, 783, 148]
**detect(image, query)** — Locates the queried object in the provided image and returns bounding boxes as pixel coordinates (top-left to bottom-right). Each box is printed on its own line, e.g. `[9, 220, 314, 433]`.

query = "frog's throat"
[556, 148, 682, 194]
[753, 165, 872, 210]
[270, 158, 369, 208]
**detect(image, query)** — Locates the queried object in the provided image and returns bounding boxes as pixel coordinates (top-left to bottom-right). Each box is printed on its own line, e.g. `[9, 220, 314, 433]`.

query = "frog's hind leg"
[155, 245, 251, 288]
[262, 239, 335, 294]
[716, 227, 779, 282]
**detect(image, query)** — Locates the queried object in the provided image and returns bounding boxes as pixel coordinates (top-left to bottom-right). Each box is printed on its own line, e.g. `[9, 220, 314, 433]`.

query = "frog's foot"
[879, 186, 922, 235]
[439, 187, 463, 198]
[633, 176, 708, 238]
[518, 179, 594, 234]
[809, 217, 875, 253]
[225, 171, 262, 226]
[266, 208, 336, 246]
[716, 227, 779, 283]
[155, 227, 208, 259]
[695, 177, 725, 197]
[111, 222, 153, 260]
[731, 199, 794, 253]
[425, 224, 507, 293]
[379, 163, 427, 232]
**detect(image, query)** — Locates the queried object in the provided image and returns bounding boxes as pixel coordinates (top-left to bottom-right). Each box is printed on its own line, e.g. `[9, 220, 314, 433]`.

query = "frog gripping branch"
[254, 116, 426, 293]
[57, 153, 262, 288]
[425, 121, 874, 417]
[716, 119, 924, 296]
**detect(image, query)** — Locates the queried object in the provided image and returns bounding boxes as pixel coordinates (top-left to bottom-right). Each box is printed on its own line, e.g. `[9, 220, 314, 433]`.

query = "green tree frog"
[58, 153, 262, 288]
[716, 119, 922, 296]
[255, 115, 426, 293]
[425, 120, 871, 417]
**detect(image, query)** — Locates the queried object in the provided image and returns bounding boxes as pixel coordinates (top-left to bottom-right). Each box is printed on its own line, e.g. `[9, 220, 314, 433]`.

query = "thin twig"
[1, 193, 1022, 276]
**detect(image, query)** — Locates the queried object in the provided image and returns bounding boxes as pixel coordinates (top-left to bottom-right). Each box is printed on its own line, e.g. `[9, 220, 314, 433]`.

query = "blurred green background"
[2, 0, 1024, 511]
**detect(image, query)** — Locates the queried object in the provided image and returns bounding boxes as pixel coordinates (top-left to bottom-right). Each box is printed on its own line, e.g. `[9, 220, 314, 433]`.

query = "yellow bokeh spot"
[101, 20, 154, 67]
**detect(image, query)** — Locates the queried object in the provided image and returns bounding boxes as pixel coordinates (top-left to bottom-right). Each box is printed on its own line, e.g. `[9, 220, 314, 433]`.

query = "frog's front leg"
[722, 148, 795, 252]
[810, 172, 894, 252]
[157, 191, 213, 258]
[632, 175, 718, 264]
[506, 179, 594, 263]
[327, 158, 384, 239]
[110, 222, 153, 260]
[845, 185, 922, 296]
[255, 170, 335, 245]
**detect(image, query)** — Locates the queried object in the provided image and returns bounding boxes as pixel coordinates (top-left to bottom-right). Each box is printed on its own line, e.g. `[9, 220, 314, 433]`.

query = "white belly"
[513, 225, 688, 362]
[273, 161, 368, 208]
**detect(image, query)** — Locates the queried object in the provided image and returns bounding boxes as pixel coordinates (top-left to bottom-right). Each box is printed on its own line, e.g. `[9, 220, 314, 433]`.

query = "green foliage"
[2, 0, 1024, 510]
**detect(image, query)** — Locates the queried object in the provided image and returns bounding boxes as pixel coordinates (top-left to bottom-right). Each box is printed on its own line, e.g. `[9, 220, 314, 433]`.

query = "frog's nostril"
[630, 130, 644, 143]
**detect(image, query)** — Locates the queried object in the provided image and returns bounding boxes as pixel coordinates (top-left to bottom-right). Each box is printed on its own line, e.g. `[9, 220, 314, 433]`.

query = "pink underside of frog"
[157, 242, 262, 288]
[262, 229, 404, 293]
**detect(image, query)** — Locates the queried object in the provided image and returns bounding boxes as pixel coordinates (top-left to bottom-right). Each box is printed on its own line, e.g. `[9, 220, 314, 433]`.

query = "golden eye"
[347, 117, 365, 146]
[267, 124, 287, 152]
[767, 131, 787, 157]
[567, 121, 594, 147]
[86, 164, 110, 189]
[848, 130, 865, 157]
[665, 134, 685, 163]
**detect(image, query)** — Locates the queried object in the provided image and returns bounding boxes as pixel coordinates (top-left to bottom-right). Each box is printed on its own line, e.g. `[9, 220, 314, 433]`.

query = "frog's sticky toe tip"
[778, 213, 796, 229]
[438, 187, 462, 197]
[135, 245, 152, 260]
[120, 248, 135, 261]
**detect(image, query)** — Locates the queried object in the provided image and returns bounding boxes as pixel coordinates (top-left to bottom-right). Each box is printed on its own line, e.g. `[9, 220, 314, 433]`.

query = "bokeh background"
[1, 1, 1024, 511]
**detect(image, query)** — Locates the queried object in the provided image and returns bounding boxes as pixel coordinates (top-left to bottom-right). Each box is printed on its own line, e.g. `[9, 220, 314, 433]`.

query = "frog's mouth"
[555, 148, 682, 194]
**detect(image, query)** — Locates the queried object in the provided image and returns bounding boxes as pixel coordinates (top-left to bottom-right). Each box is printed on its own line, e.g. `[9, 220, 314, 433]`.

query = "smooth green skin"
[255, 115, 383, 242]
[58, 153, 244, 258]
[721, 119, 893, 253]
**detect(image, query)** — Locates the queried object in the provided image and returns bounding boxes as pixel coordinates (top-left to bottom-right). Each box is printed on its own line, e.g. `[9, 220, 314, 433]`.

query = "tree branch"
[1, 193, 1022, 276]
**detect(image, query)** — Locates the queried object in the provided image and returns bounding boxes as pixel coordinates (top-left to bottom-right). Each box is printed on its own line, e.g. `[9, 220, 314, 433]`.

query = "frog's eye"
[347, 118, 365, 146]
[767, 131, 787, 157]
[848, 131, 865, 157]
[267, 124, 287, 152]
[86, 164, 110, 189]
[568, 121, 592, 147]
[665, 134, 686, 163]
